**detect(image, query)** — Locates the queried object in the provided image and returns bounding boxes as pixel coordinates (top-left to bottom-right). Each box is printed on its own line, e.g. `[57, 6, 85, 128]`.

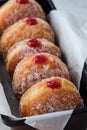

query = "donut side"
[19, 77, 83, 117]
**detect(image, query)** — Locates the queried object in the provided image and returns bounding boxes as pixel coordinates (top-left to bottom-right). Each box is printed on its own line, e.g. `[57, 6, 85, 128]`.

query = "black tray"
[0, 0, 87, 130]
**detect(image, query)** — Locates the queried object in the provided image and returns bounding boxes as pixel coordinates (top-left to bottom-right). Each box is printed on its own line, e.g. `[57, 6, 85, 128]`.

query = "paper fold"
[0, 83, 11, 116]
[25, 110, 73, 130]
[47, 10, 87, 88]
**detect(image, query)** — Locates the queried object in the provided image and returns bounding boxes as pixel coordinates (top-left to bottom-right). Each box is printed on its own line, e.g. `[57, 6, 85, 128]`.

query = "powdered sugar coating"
[0, 18, 55, 57]
[19, 77, 83, 117]
[12, 53, 70, 99]
[0, 0, 45, 34]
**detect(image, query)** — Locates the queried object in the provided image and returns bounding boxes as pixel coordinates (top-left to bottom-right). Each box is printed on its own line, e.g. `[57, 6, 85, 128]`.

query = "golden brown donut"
[19, 77, 83, 117]
[0, 0, 45, 34]
[12, 53, 70, 99]
[6, 38, 61, 77]
[0, 17, 55, 57]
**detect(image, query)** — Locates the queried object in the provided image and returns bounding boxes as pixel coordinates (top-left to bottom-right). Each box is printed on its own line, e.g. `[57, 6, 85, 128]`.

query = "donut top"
[47, 80, 61, 89]
[25, 18, 38, 25]
[34, 54, 48, 64]
[16, 0, 29, 4]
[27, 38, 41, 48]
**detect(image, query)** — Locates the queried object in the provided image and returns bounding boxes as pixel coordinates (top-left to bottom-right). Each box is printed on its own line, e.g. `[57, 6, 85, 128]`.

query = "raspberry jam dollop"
[27, 39, 41, 48]
[47, 80, 61, 89]
[25, 18, 37, 25]
[16, 0, 29, 4]
[34, 55, 48, 64]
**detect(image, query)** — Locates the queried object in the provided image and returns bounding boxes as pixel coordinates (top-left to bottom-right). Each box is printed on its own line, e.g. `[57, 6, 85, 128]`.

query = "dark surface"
[1, 115, 37, 130]
[1, 114, 25, 127]
[0, 0, 8, 6]
[80, 59, 87, 106]
[36, 0, 56, 14]
[11, 125, 38, 130]
[1, 114, 37, 130]
[64, 107, 87, 130]
[0, 52, 19, 117]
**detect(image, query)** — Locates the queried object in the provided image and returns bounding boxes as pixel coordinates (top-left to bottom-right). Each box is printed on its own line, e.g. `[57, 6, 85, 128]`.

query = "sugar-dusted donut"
[6, 38, 61, 77]
[19, 77, 83, 117]
[0, 17, 55, 57]
[0, 0, 45, 34]
[12, 53, 70, 99]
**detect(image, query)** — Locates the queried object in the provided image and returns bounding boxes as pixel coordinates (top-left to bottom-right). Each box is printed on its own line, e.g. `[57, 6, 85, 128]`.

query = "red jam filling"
[34, 55, 48, 64]
[27, 39, 41, 48]
[47, 80, 61, 89]
[16, 0, 29, 4]
[25, 18, 37, 25]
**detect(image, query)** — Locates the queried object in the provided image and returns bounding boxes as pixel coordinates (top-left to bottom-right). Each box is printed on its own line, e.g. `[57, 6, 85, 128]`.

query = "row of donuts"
[0, 0, 82, 117]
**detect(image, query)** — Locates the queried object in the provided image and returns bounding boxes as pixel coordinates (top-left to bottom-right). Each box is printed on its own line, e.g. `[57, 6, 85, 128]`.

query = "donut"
[12, 53, 70, 99]
[19, 77, 83, 117]
[6, 38, 61, 77]
[0, 0, 45, 34]
[0, 17, 55, 57]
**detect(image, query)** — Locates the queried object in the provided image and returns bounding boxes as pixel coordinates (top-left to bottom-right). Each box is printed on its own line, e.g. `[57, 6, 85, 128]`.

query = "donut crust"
[20, 77, 83, 117]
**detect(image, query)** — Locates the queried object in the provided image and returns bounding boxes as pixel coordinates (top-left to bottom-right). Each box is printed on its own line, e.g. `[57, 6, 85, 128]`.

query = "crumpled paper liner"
[47, 10, 87, 88]
[25, 110, 73, 130]
[0, 83, 11, 116]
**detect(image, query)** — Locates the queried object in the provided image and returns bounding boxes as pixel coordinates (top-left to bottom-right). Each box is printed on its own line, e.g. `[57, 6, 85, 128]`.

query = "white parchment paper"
[25, 110, 73, 130]
[47, 10, 87, 88]
[0, 83, 11, 116]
